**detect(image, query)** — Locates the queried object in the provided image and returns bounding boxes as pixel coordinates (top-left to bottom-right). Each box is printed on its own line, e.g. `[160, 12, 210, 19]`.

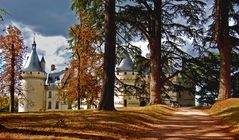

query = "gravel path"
[147, 107, 237, 140]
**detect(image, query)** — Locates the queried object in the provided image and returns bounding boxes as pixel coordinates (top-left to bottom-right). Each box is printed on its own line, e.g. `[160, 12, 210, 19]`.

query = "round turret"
[115, 57, 137, 85]
[18, 40, 47, 112]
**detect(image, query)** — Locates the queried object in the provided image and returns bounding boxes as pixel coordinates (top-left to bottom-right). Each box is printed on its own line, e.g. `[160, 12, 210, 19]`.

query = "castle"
[18, 40, 68, 112]
[18, 41, 195, 112]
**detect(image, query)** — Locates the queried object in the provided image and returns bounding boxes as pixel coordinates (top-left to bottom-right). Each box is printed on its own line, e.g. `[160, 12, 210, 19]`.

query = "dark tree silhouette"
[214, 0, 239, 100]
[98, 0, 116, 110]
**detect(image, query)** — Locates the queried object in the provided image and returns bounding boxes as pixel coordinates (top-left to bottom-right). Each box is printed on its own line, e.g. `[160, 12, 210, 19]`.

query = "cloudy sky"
[1, 0, 77, 72]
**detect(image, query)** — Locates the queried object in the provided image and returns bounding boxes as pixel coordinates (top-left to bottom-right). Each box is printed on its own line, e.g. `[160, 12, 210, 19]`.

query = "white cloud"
[131, 41, 149, 57]
[11, 21, 70, 72]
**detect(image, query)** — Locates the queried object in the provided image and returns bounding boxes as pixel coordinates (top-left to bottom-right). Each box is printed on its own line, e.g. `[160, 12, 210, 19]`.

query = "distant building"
[18, 41, 194, 112]
[18, 40, 68, 112]
[114, 55, 195, 107]
[115, 56, 150, 107]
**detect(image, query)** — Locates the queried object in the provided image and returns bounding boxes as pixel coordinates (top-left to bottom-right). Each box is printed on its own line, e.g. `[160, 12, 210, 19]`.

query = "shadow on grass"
[1, 127, 117, 140]
[5, 106, 236, 139]
[0, 106, 174, 139]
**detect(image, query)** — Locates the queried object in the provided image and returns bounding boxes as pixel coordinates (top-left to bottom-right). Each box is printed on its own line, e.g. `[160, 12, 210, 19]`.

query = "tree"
[71, 0, 116, 110]
[64, 12, 102, 109]
[203, 0, 239, 100]
[181, 53, 220, 105]
[98, 0, 116, 110]
[0, 8, 7, 23]
[0, 95, 18, 112]
[0, 26, 25, 112]
[71, 0, 206, 105]
[117, 0, 206, 104]
[214, 0, 239, 100]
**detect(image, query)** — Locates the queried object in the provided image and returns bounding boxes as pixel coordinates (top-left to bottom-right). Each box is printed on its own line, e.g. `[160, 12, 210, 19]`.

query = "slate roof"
[116, 57, 134, 72]
[47, 69, 66, 84]
[22, 41, 43, 72]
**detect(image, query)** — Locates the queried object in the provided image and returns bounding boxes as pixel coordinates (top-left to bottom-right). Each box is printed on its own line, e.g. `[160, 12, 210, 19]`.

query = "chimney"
[51, 64, 56, 71]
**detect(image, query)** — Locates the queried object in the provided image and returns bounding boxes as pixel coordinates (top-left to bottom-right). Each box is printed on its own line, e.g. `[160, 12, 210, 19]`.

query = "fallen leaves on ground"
[208, 98, 239, 135]
[0, 105, 175, 139]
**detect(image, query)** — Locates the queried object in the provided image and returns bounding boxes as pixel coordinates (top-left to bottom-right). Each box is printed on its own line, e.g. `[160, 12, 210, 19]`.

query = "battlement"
[115, 71, 150, 80]
[115, 71, 138, 76]
[21, 71, 46, 79]
[116, 71, 138, 80]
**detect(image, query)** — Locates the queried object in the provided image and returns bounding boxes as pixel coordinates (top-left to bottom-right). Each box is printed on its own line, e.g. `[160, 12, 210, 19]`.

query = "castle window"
[55, 77, 60, 81]
[55, 101, 59, 109]
[38, 72, 40, 74]
[124, 99, 127, 107]
[132, 72, 134, 75]
[124, 72, 127, 75]
[30, 72, 32, 74]
[48, 91, 52, 98]
[48, 101, 52, 109]
[116, 72, 119, 75]
[48, 77, 53, 83]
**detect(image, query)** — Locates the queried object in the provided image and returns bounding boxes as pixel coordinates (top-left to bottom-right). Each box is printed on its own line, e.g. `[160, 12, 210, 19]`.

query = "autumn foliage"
[61, 12, 102, 108]
[0, 25, 25, 112]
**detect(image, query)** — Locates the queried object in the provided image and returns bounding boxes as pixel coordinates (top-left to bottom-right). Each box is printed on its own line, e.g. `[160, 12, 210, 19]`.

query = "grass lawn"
[208, 98, 239, 135]
[0, 105, 175, 139]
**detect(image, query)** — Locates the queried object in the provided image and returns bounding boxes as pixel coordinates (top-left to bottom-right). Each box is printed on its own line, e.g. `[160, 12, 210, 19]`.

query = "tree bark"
[9, 44, 15, 112]
[98, 0, 116, 111]
[149, 38, 162, 104]
[149, 0, 162, 104]
[215, 0, 232, 100]
[77, 58, 81, 110]
[218, 45, 232, 100]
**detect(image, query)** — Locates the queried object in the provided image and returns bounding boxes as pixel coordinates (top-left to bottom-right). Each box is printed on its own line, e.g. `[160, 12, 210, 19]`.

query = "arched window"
[48, 101, 52, 109]
[55, 77, 60, 81]
[55, 101, 59, 109]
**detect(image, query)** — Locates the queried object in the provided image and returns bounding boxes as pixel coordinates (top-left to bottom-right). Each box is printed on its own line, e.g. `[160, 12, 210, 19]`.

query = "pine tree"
[71, 0, 206, 105]
[117, 0, 206, 104]
[215, 0, 239, 100]
[98, 0, 116, 110]
[205, 0, 239, 100]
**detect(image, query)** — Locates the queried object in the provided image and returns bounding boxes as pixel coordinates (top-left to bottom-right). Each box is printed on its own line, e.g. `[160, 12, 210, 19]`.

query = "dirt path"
[153, 107, 237, 140]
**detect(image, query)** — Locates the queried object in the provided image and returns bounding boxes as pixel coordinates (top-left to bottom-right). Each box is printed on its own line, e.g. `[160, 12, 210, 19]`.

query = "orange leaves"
[62, 12, 102, 104]
[0, 25, 25, 112]
[0, 26, 24, 54]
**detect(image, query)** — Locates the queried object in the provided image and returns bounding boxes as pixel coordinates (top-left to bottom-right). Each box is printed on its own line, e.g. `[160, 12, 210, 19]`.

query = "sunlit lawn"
[0, 105, 175, 139]
[208, 98, 239, 135]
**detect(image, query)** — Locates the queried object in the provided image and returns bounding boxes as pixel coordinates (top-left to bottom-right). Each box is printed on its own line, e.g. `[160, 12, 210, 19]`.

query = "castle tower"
[116, 57, 137, 85]
[18, 40, 47, 112]
[115, 57, 139, 107]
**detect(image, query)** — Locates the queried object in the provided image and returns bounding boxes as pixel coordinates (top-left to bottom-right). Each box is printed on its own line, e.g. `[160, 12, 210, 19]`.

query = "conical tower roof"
[22, 40, 43, 72]
[116, 57, 134, 71]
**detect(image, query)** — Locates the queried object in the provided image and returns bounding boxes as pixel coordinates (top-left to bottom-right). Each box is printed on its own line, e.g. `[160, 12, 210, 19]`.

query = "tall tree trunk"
[9, 44, 15, 112]
[215, 0, 232, 100]
[77, 58, 81, 110]
[98, 0, 116, 111]
[218, 45, 232, 100]
[149, 37, 162, 104]
[149, 0, 162, 104]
